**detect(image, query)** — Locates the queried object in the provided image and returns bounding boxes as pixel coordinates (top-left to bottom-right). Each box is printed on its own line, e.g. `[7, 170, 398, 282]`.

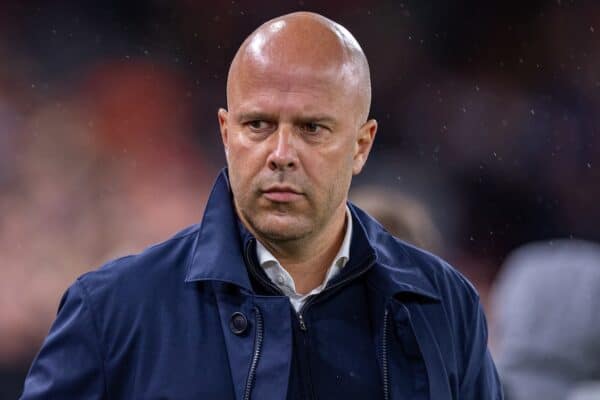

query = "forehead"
[228, 56, 358, 116]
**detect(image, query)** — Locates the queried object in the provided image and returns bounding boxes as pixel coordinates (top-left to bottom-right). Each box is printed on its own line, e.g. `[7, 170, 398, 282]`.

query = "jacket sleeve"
[20, 279, 106, 399]
[459, 299, 503, 399]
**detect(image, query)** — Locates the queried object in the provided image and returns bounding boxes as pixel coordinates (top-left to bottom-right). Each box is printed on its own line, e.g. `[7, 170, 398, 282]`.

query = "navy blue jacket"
[21, 170, 502, 399]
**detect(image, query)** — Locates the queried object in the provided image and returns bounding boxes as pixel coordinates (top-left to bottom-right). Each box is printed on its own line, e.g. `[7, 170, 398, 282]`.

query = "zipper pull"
[297, 313, 307, 331]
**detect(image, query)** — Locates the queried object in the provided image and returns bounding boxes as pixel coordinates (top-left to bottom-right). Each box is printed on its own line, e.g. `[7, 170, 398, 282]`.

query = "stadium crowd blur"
[1, 1, 600, 398]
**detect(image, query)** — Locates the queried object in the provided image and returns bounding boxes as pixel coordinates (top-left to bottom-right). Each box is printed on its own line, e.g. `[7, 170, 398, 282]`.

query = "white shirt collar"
[255, 206, 353, 311]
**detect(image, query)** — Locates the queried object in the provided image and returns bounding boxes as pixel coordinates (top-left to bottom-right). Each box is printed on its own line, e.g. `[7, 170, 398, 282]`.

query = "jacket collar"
[186, 168, 441, 302]
[185, 169, 253, 291]
[350, 203, 441, 303]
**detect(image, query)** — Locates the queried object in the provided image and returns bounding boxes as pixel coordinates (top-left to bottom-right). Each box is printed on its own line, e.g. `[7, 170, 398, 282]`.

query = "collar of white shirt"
[255, 206, 353, 312]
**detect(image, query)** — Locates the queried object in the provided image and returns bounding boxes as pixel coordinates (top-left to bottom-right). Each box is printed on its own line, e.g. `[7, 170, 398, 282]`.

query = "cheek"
[227, 134, 267, 191]
[311, 139, 355, 173]
[228, 134, 263, 170]
[302, 147, 354, 194]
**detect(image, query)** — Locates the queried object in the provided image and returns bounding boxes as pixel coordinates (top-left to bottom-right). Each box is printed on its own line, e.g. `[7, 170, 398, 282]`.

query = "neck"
[258, 204, 348, 294]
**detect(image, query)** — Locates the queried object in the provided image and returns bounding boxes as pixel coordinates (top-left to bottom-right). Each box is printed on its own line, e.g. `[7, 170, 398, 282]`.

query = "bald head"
[227, 12, 372, 123]
[218, 12, 378, 255]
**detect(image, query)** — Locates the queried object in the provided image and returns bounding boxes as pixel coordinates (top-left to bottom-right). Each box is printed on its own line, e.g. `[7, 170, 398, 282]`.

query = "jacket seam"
[76, 278, 109, 398]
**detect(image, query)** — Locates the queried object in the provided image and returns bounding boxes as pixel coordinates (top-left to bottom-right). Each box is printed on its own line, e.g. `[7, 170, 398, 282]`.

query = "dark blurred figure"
[491, 239, 600, 400]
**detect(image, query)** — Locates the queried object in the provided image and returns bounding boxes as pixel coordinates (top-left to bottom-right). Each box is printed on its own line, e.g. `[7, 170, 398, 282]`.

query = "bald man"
[21, 12, 502, 399]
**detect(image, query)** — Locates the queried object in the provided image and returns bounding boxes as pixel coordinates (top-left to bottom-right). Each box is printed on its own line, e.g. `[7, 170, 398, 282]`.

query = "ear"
[352, 118, 377, 175]
[217, 108, 229, 157]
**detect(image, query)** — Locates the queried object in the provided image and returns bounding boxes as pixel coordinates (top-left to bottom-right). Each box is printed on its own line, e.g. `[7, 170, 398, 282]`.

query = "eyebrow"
[294, 115, 337, 126]
[235, 111, 337, 126]
[235, 111, 276, 123]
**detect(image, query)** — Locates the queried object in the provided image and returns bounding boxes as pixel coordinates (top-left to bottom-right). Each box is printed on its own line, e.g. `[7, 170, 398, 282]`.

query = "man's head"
[218, 12, 377, 246]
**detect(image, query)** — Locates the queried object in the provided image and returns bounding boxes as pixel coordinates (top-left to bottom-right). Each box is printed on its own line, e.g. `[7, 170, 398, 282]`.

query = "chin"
[256, 220, 311, 242]
[263, 232, 305, 242]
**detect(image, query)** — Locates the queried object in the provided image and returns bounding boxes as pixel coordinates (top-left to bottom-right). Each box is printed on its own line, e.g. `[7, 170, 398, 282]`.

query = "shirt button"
[229, 312, 248, 335]
[277, 275, 285, 285]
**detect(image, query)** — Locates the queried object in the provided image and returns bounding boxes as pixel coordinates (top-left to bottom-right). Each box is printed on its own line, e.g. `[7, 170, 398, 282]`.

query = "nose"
[267, 126, 298, 171]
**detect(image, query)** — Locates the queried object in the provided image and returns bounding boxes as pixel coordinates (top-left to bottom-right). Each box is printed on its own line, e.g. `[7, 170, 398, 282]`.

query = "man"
[21, 12, 502, 399]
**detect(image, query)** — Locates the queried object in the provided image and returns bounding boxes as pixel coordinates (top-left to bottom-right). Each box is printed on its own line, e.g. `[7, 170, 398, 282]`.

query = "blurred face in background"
[218, 14, 377, 245]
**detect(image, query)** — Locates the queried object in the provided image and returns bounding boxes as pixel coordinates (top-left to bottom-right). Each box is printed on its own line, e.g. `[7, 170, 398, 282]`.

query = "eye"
[249, 120, 268, 130]
[246, 120, 275, 133]
[301, 122, 321, 134]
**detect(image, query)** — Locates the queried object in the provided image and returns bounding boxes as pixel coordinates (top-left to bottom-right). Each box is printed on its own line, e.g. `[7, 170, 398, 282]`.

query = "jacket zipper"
[297, 313, 307, 331]
[381, 307, 390, 400]
[243, 306, 264, 400]
[244, 238, 378, 398]
[292, 255, 376, 400]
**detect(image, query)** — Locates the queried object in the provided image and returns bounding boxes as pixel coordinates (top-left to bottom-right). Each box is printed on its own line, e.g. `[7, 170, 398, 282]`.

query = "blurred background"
[1, 0, 599, 398]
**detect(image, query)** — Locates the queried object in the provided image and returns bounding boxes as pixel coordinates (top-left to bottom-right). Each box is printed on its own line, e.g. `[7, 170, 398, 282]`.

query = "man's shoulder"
[75, 223, 202, 303]
[398, 239, 478, 300]
[357, 207, 479, 305]
[383, 236, 477, 297]
[47, 224, 206, 367]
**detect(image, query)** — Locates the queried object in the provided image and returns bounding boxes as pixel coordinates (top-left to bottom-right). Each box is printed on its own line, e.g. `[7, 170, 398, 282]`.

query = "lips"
[261, 185, 303, 202]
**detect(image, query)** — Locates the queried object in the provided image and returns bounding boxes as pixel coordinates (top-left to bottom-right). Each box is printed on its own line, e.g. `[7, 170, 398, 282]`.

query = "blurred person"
[491, 239, 600, 400]
[21, 12, 501, 399]
[350, 185, 443, 254]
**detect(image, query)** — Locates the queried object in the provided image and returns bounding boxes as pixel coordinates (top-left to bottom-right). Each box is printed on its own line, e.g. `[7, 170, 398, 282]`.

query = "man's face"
[219, 58, 375, 243]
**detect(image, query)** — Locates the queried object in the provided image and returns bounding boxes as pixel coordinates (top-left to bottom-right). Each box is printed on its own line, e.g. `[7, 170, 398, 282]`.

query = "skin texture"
[218, 12, 377, 294]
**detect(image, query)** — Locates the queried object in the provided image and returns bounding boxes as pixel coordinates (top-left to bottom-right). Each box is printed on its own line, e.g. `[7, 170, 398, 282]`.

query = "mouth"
[261, 185, 304, 203]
